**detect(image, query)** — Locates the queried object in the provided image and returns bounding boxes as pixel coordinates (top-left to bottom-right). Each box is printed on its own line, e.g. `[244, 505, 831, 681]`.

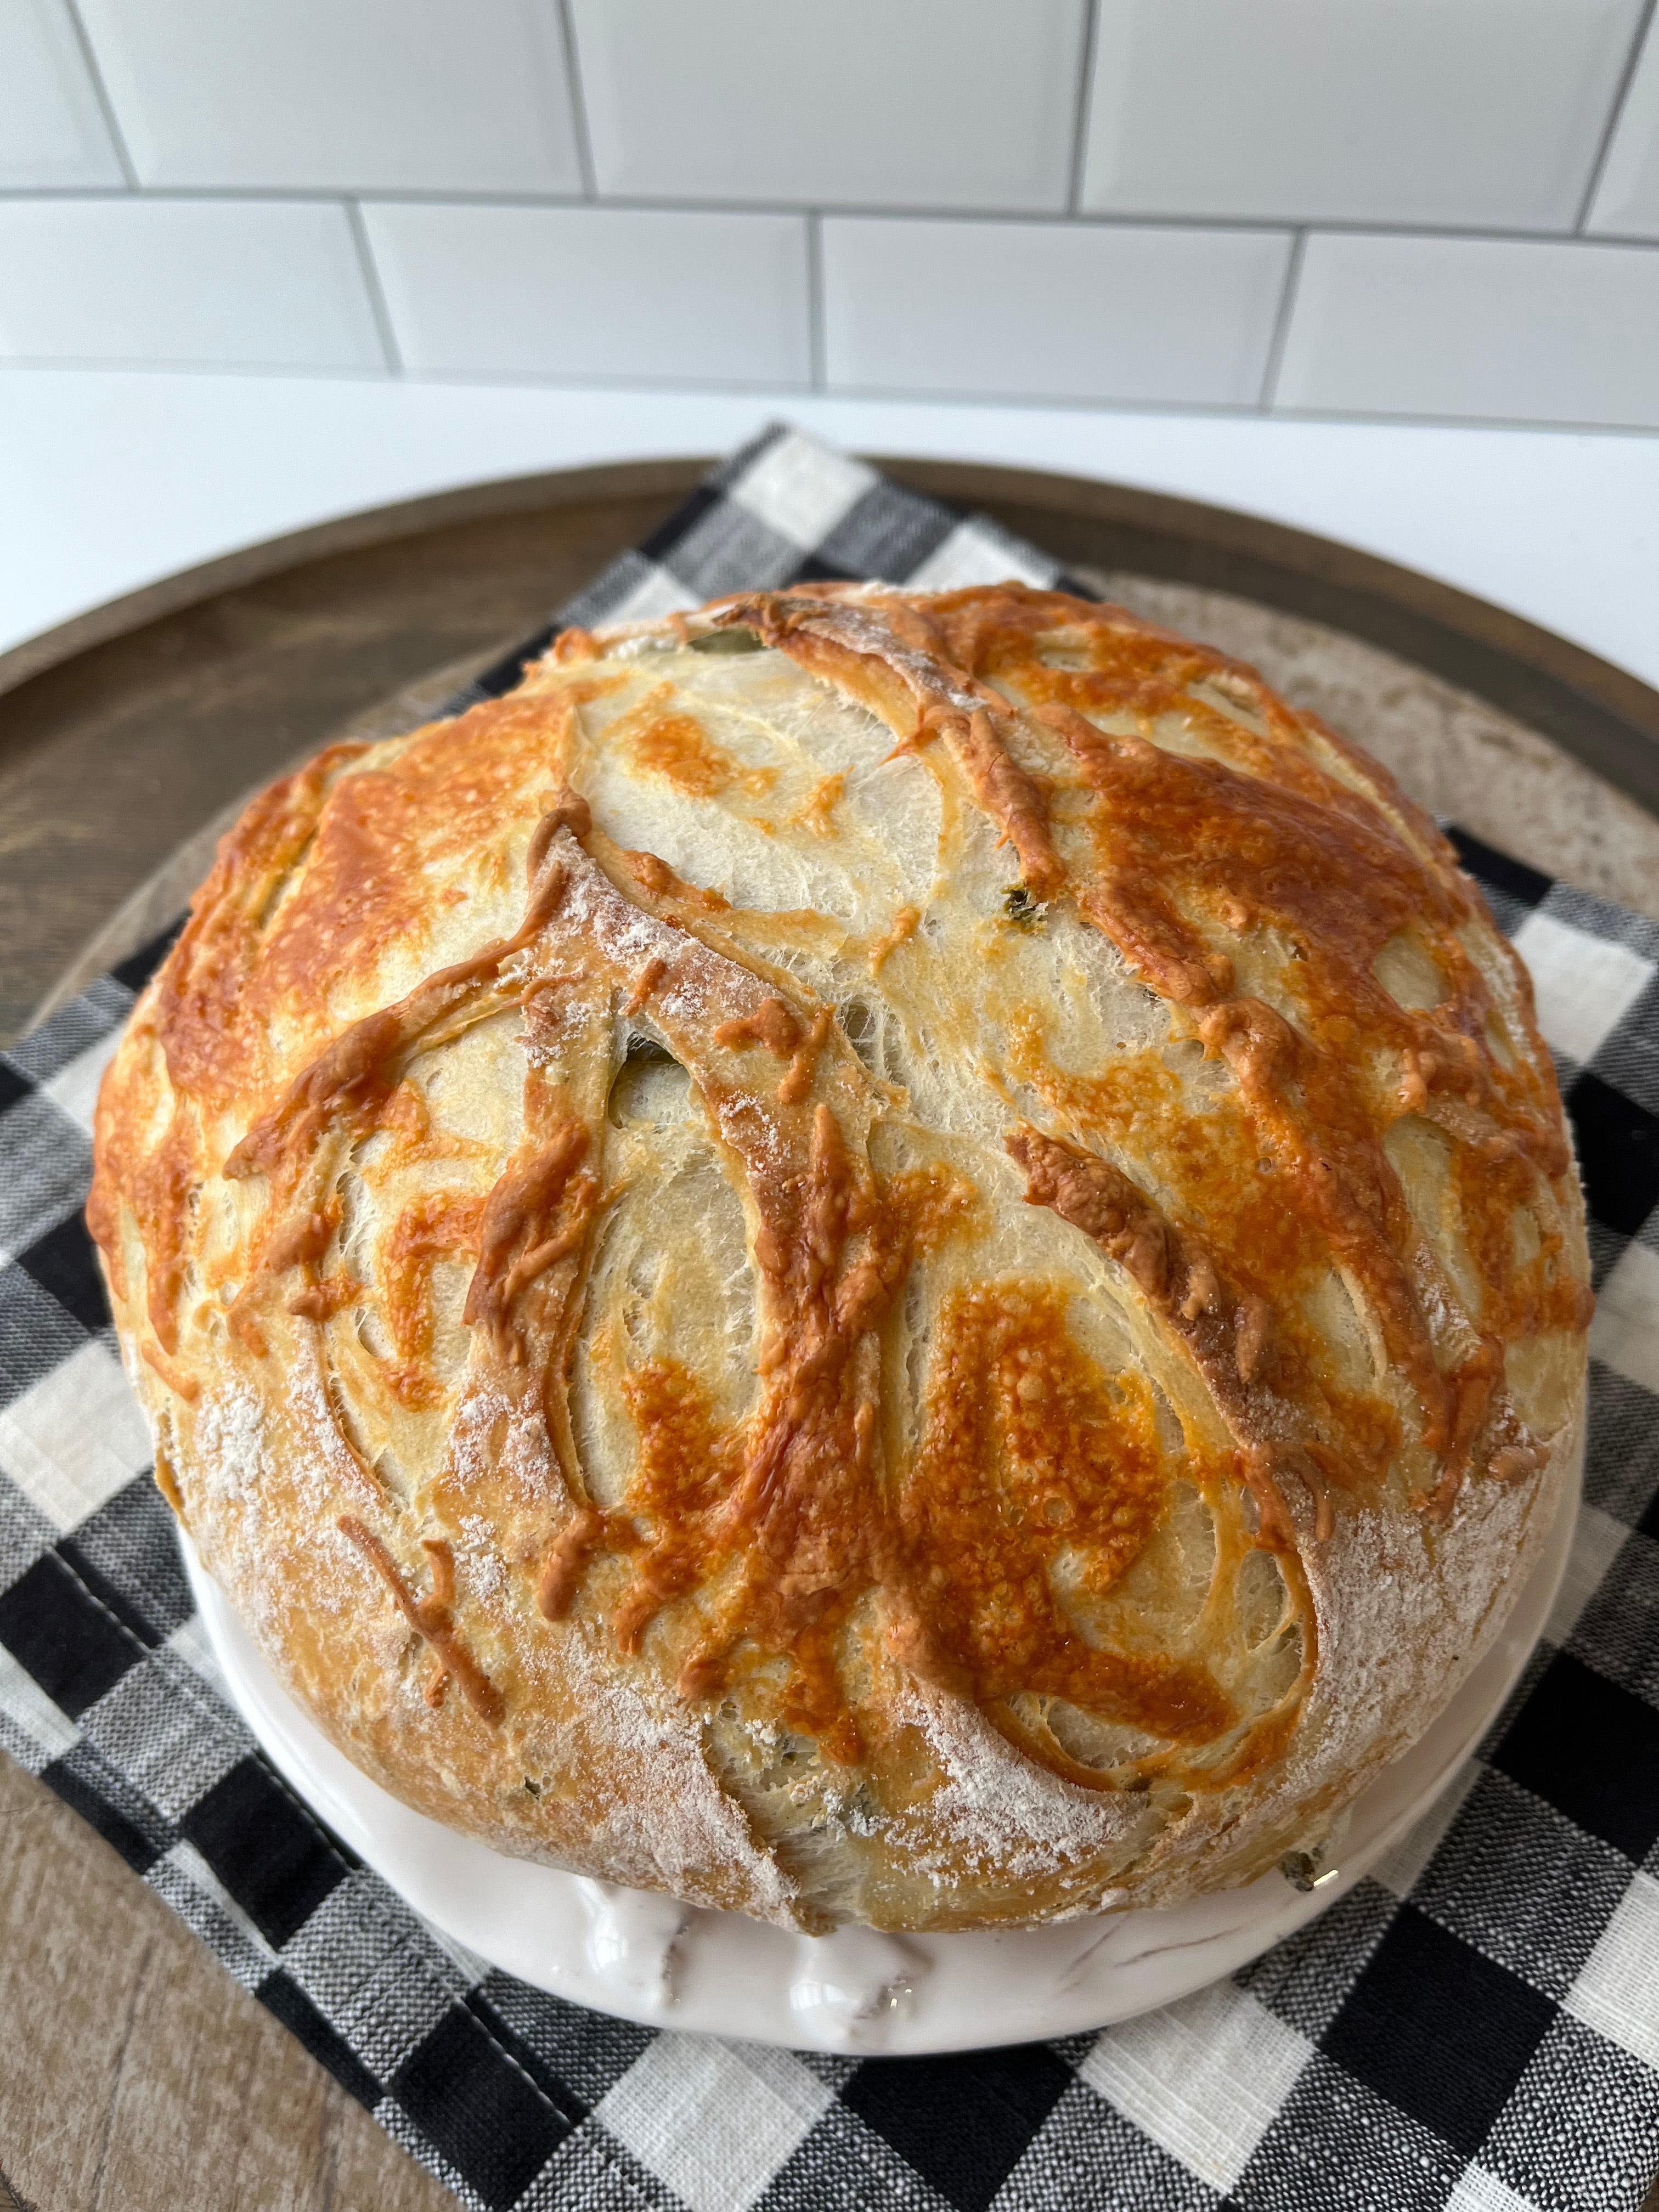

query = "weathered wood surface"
[0, 1755, 452, 2212]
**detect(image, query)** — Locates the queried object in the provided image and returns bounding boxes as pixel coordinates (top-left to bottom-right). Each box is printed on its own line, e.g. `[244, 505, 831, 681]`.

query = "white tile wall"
[361, 203, 811, 387]
[1588, 14, 1659, 238]
[0, 0, 126, 187]
[822, 217, 1291, 408]
[568, 0, 1087, 212]
[72, 0, 582, 193]
[4, 1, 1659, 432]
[0, 199, 386, 372]
[1081, 0, 1644, 230]
[1274, 231, 1659, 430]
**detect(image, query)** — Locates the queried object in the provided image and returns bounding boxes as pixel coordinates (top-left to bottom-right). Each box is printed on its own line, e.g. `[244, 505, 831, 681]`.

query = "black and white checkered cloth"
[3, 425, 1657, 2212]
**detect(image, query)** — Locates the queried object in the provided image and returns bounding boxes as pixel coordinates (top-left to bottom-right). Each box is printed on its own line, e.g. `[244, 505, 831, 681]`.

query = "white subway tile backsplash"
[821, 217, 1291, 408]
[568, 0, 1086, 212]
[0, 0, 125, 187]
[1081, 0, 1644, 230]
[361, 203, 811, 387]
[1588, 15, 1659, 239]
[6, 0, 1659, 436]
[1274, 232, 1659, 429]
[0, 199, 386, 371]
[73, 0, 581, 193]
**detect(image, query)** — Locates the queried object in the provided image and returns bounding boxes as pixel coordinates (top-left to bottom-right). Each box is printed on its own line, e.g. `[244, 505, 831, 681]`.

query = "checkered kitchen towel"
[2, 426, 1657, 2212]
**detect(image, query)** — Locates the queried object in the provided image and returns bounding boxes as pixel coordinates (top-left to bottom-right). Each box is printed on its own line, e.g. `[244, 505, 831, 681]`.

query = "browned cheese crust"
[89, 583, 1590, 1931]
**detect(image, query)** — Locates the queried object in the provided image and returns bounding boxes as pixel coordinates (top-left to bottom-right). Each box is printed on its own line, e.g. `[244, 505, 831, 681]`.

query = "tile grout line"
[343, 201, 403, 377]
[1575, 0, 1657, 232]
[61, 0, 140, 192]
[555, 0, 599, 202]
[805, 212, 827, 392]
[1066, 0, 1103, 216]
[2, 181, 1659, 255]
[1257, 228, 1307, 413]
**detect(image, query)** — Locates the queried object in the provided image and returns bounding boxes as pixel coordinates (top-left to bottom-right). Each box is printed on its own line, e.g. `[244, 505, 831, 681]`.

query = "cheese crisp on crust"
[88, 583, 1590, 1932]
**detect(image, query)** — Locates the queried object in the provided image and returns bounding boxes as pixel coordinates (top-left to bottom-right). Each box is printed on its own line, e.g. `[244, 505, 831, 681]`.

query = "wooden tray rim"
[5, 453, 1657, 825]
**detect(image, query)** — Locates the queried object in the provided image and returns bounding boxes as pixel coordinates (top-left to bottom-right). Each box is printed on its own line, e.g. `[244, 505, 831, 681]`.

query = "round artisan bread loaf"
[89, 581, 1590, 1932]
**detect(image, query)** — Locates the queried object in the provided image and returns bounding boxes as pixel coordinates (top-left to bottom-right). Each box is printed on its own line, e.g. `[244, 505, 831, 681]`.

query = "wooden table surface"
[4, 458, 1659, 2211]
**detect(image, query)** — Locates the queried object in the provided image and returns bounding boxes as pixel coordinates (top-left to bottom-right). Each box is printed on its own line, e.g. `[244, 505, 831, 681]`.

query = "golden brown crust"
[90, 582, 1589, 1931]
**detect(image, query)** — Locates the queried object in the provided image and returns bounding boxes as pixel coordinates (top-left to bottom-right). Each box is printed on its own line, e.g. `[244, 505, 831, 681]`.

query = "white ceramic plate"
[184, 1466, 1575, 2055]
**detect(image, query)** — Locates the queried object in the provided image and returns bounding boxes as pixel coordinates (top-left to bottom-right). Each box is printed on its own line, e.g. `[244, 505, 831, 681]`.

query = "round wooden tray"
[5, 455, 1659, 2212]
